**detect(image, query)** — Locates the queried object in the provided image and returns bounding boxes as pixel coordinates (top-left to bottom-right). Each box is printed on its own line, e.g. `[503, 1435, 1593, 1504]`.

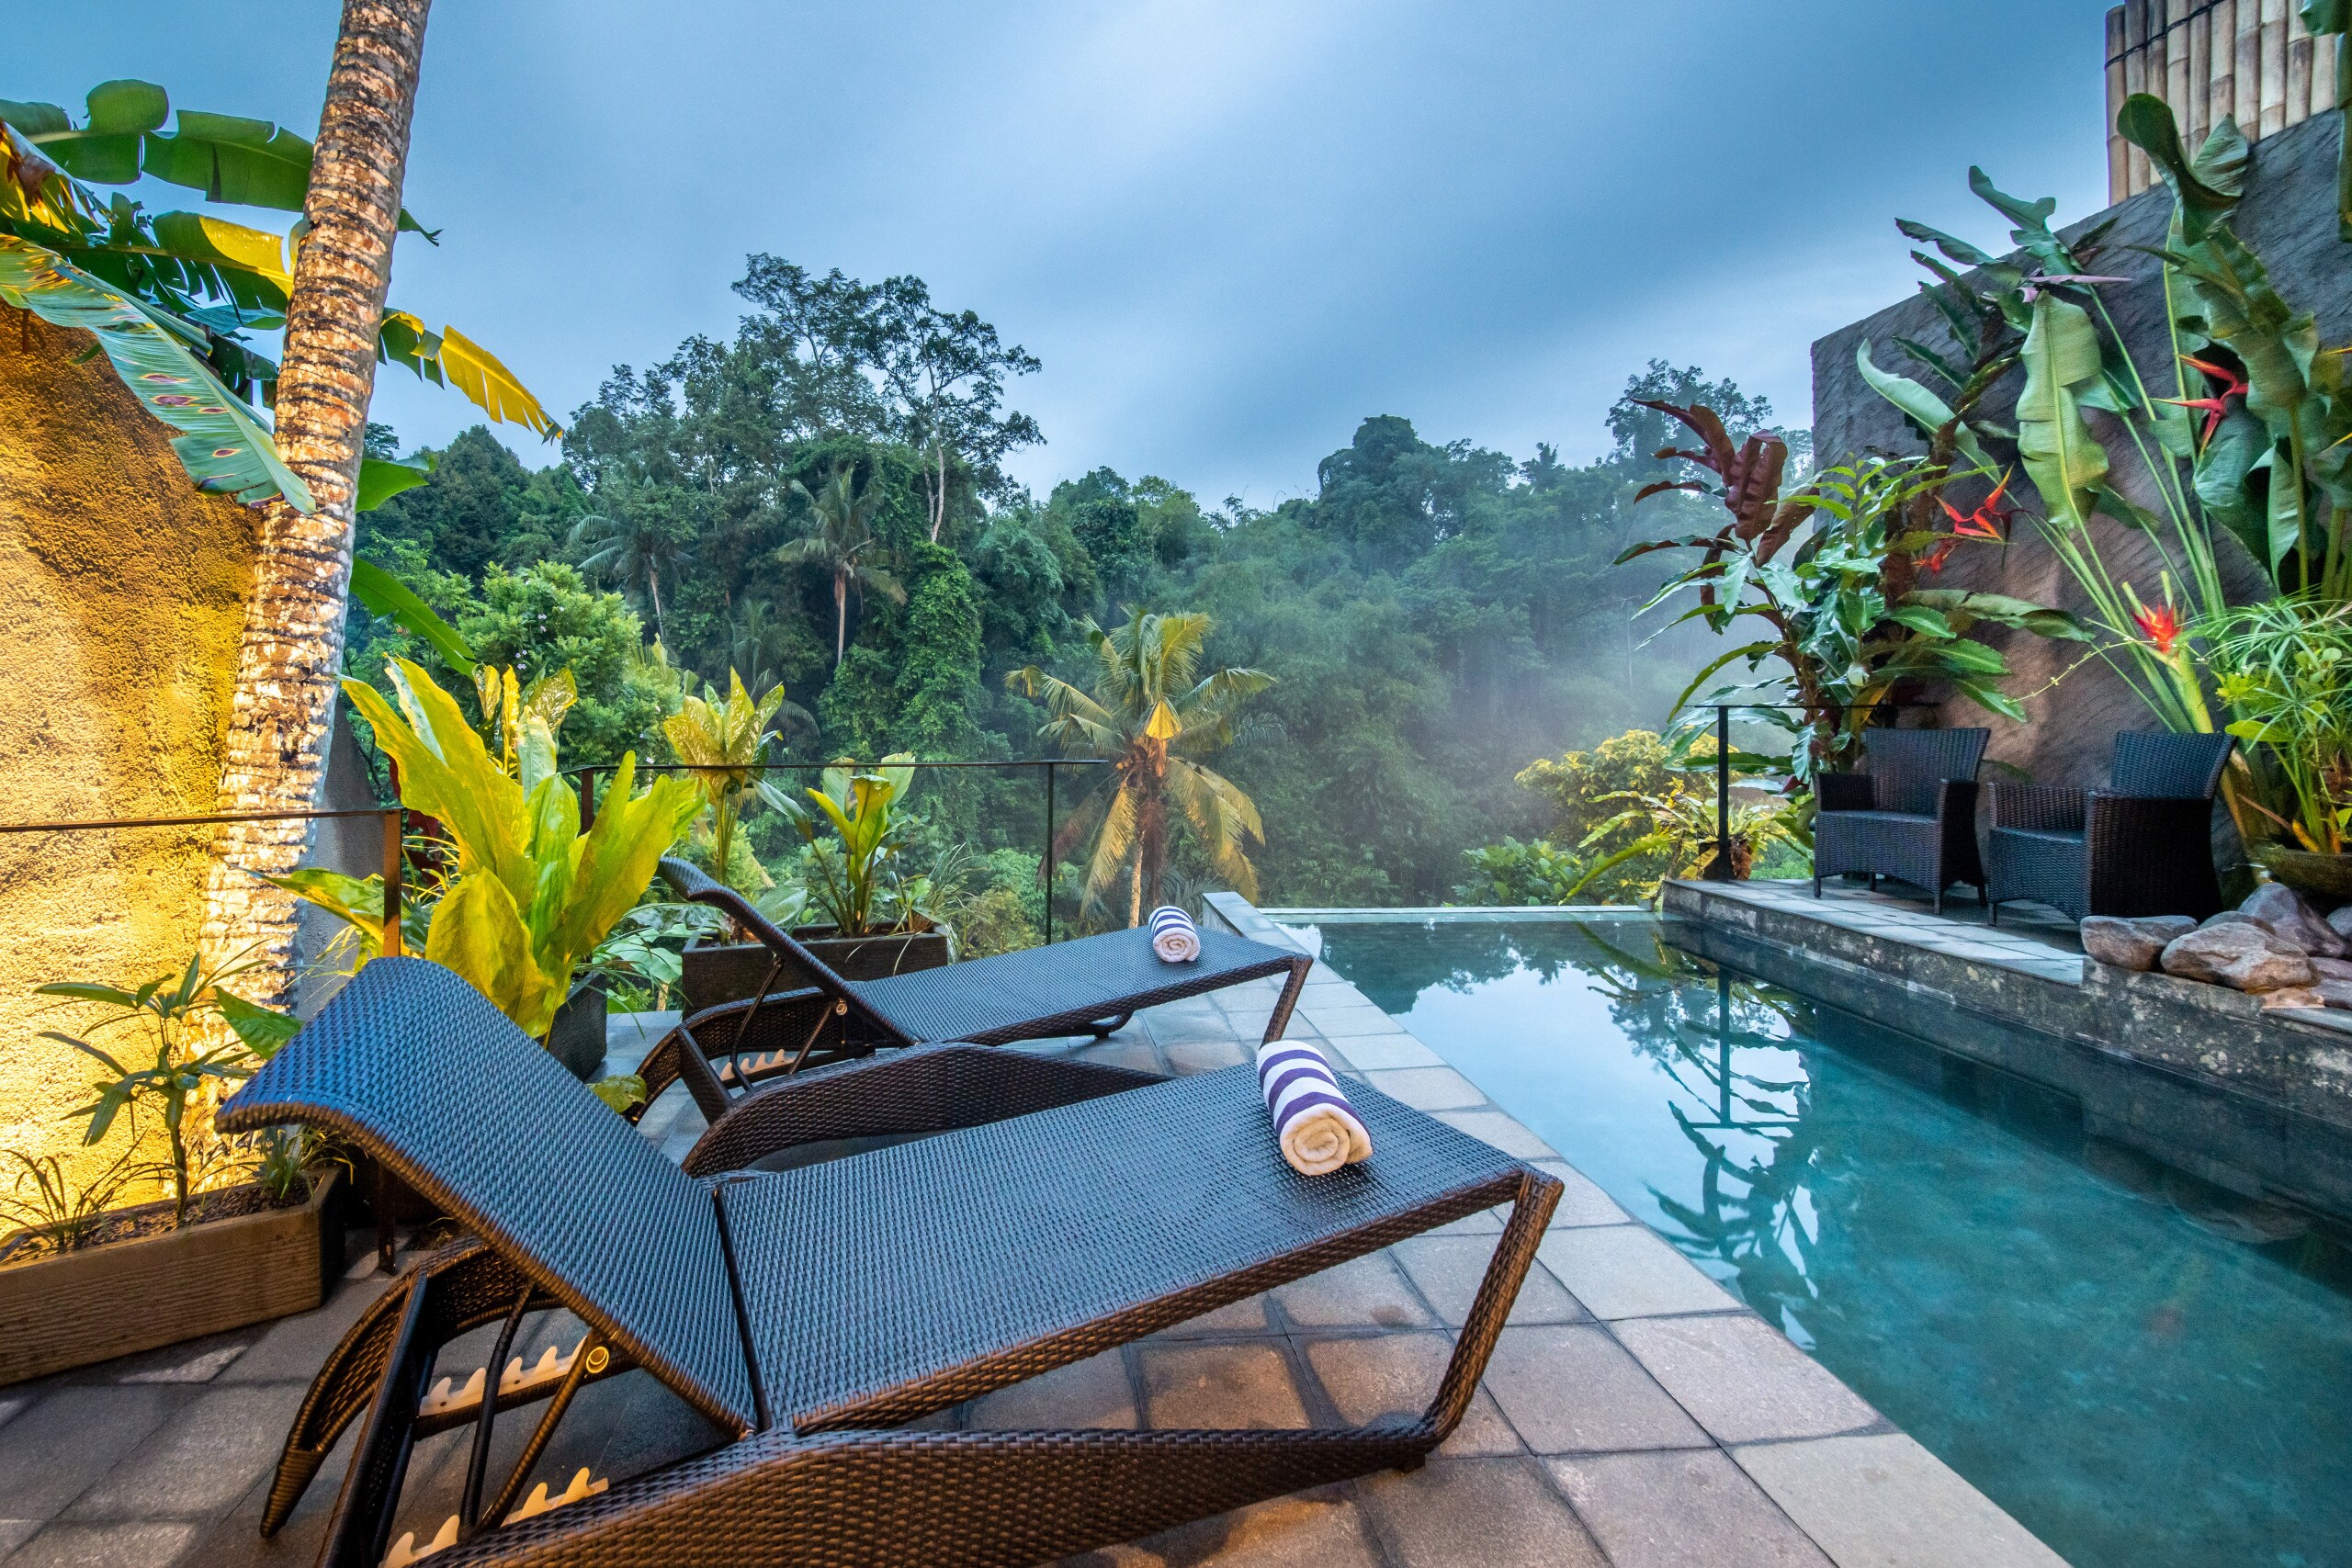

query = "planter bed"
[681, 924, 950, 1011]
[0, 1167, 342, 1385]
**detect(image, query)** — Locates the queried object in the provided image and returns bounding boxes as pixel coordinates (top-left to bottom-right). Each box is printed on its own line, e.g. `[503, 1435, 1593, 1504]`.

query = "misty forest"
[351, 256, 1797, 921]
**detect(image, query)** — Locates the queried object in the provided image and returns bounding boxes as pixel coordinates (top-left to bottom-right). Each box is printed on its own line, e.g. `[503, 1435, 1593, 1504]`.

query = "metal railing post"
[1043, 761, 1057, 945]
[381, 808, 403, 958]
[1704, 705, 1736, 881]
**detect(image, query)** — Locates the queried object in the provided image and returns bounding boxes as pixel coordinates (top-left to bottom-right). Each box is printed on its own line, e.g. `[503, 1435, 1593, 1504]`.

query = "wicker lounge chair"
[220, 957, 1559, 1568]
[1985, 730, 2234, 924]
[637, 857, 1309, 1121]
[1812, 728, 1990, 914]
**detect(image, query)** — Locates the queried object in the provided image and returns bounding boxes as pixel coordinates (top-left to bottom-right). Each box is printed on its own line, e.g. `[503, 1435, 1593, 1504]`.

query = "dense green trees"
[350, 254, 1794, 910]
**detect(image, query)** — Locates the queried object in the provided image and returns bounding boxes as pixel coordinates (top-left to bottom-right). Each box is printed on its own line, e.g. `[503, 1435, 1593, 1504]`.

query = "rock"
[2314, 956, 2352, 982]
[2240, 883, 2349, 959]
[2331, 905, 2352, 942]
[2197, 910, 2308, 954]
[2160, 924, 2320, 992]
[2081, 915, 2199, 971]
[2258, 986, 2328, 1010]
[2321, 979, 2352, 1010]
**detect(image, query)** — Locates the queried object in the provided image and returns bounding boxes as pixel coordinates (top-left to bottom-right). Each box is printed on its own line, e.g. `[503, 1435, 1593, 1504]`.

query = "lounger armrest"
[681, 1045, 1168, 1178]
[632, 988, 852, 1125]
[1817, 773, 1873, 813]
[1987, 782, 2084, 832]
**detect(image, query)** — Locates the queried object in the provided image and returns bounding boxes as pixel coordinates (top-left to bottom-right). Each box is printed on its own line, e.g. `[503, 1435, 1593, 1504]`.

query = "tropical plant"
[663, 671, 803, 890]
[1565, 782, 1813, 901]
[1008, 608, 1275, 927]
[781, 458, 905, 664]
[0, 1146, 142, 1259]
[568, 490, 701, 645]
[35, 951, 298, 1226]
[1455, 838, 1590, 906]
[761, 756, 922, 937]
[2204, 597, 2352, 853]
[340, 657, 705, 1039]
[1622, 409, 2086, 785]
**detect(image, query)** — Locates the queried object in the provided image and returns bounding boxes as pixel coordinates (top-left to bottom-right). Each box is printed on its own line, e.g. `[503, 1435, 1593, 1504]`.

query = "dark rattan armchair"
[643, 857, 1310, 1119]
[1985, 730, 2234, 924]
[1811, 728, 1990, 914]
[220, 957, 1560, 1568]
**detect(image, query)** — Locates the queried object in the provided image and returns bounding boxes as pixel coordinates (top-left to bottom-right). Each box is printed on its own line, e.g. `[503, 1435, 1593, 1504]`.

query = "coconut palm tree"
[569, 493, 698, 644]
[780, 458, 904, 664]
[1008, 608, 1274, 928]
[198, 0, 435, 1010]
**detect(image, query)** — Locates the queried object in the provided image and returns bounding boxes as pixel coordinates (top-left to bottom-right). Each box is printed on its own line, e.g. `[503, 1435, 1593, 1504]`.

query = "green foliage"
[0, 1145, 141, 1258]
[342, 658, 705, 1039]
[761, 756, 922, 937]
[1456, 838, 1589, 906]
[1507, 730, 1683, 902]
[458, 563, 683, 766]
[662, 671, 797, 890]
[2204, 596, 2352, 852]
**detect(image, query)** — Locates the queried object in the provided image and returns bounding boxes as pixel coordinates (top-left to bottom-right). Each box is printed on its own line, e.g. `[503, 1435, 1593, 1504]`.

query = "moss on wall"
[0, 312, 257, 1183]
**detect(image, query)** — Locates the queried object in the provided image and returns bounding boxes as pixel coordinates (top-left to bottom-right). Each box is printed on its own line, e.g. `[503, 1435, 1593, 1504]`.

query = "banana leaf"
[2016, 296, 2109, 526]
[2115, 95, 2245, 242]
[0, 235, 313, 510]
[1856, 343, 1994, 471]
[349, 557, 475, 674]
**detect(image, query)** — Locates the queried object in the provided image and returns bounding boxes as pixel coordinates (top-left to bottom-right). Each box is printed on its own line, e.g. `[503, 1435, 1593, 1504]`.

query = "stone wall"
[1810, 107, 2352, 795]
[0, 315, 262, 1179]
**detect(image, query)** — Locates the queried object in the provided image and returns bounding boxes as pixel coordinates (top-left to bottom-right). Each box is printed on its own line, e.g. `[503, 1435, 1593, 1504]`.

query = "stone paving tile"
[1163, 1037, 1250, 1074]
[1424, 1208, 1504, 1237]
[1431, 1111, 1556, 1160]
[965, 1350, 1138, 1430]
[1388, 1237, 1583, 1328]
[1534, 1225, 1736, 1320]
[1530, 1160, 1633, 1228]
[1318, 1033, 1444, 1071]
[1136, 1340, 1310, 1428]
[1301, 1334, 1521, 1457]
[1076, 1037, 1169, 1075]
[1546, 1450, 1832, 1568]
[1733, 1433, 2067, 1568]
[4, 1520, 205, 1568]
[0, 1519, 40, 1558]
[1611, 1314, 1883, 1445]
[0, 1385, 191, 1520]
[1479, 1325, 1709, 1456]
[1357, 1456, 1607, 1568]
[1061, 1491, 1383, 1567]
[1154, 1292, 1272, 1336]
[1304, 1008, 1411, 1039]
[62, 1384, 305, 1521]
[1359, 1066, 1485, 1112]
[1272, 1252, 1433, 1330]
[213, 1273, 388, 1385]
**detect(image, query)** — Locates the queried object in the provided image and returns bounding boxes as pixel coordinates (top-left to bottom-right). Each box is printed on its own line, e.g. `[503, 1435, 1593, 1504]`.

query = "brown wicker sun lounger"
[220, 957, 1560, 1568]
[639, 856, 1310, 1120]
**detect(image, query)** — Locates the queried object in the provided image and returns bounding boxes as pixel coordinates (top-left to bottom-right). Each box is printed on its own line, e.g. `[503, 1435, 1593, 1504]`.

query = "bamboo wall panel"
[2107, 0, 2338, 202]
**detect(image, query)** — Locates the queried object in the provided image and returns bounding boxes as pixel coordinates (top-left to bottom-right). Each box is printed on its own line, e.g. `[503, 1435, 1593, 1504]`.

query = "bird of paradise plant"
[1008, 608, 1273, 927]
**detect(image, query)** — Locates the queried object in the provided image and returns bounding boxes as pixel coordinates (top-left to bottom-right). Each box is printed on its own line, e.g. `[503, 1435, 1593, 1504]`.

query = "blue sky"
[21, 2, 2119, 503]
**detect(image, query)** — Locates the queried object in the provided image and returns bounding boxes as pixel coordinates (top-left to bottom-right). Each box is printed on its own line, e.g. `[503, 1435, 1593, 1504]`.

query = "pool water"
[1297, 914, 2352, 1568]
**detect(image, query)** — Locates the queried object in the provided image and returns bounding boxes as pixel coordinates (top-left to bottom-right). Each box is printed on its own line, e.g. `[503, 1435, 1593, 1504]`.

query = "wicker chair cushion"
[846, 927, 1292, 1044]
[218, 957, 761, 1433]
[1859, 728, 1987, 816]
[725, 1066, 1521, 1430]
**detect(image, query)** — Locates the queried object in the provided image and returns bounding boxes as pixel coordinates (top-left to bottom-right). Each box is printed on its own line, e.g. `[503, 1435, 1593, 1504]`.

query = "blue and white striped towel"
[1148, 905, 1202, 963]
[1255, 1040, 1374, 1176]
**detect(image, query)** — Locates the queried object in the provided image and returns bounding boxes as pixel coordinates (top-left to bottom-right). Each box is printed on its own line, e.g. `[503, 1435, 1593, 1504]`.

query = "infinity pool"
[1288, 912, 2352, 1568]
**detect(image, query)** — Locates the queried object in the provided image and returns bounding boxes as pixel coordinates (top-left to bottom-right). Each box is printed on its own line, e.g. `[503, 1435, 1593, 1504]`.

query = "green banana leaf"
[2016, 295, 2109, 526]
[0, 235, 313, 510]
[1855, 342, 1995, 472]
[356, 455, 432, 513]
[2115, 94, 2245, 242]
[349, 558, 475, 675]
[2301, 1, 2352, 239]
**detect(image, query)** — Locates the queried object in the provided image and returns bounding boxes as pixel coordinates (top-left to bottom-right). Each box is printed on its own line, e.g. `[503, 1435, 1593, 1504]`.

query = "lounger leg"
[1427, 1168, 1560, 1442]
[1263, 955, 1312, 1044]
[321, 1269, 436, 1568]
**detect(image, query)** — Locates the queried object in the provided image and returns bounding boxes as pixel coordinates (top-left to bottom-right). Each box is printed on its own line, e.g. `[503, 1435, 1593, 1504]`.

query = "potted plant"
[2209, 598, 2352, 899]
[680, 756, 954, 1010]
[0, 953, 343, 1384]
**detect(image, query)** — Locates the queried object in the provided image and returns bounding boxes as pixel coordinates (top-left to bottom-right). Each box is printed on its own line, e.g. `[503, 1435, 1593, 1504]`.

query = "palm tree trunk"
[649, 566, 668, 646]
[198, 0, 432, 1009]
[834, 570, 849, 664]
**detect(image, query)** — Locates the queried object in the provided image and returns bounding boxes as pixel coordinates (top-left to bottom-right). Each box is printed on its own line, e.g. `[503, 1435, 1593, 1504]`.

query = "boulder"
[2081, 915, 2199, 971]
[2196, 911, 2308, 954]
[2320, 979, 2352, 1010]
[2314, 955, 2352, 982]
[2258, 986, 2328, 1011]
[2331, 904, 2352, 942]
[2160, 924, 2320, 992]
[2240, 884, 2349, 959]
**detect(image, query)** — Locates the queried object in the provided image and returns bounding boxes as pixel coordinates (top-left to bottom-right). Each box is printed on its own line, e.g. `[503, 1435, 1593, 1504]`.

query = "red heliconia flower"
[2133, 602, 2181, 655]
[2163, 355, 2251, 451]
[1939, 471, 2016, 541]
[1921, 538, 1957, 573]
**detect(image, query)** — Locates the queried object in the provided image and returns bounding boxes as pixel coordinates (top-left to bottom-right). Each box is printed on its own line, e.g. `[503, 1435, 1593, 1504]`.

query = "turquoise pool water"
[1295, 913, 2352, 1568]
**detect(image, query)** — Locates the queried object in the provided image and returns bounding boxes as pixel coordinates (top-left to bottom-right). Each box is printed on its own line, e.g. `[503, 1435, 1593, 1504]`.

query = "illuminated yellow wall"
[0, 315, 257, 1180]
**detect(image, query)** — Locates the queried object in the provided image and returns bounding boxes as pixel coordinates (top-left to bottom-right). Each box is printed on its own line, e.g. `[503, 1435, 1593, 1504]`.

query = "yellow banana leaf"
[149, 210, 292, 299]
[436, 325, 561, 439]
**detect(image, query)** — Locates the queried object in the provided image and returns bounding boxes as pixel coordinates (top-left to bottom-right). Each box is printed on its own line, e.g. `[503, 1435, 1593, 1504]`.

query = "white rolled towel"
[1148, 905, 1202, 963]
[1256, 1040, 1374, 1176]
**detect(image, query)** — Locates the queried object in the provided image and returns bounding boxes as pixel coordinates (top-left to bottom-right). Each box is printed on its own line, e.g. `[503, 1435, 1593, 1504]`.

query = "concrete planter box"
[681, 923, 949, 1012]
[0, 1168, 342, 1386]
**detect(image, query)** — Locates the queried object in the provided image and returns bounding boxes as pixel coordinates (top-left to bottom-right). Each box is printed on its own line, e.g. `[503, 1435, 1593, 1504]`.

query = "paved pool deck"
[0, 908, 2065, 1568]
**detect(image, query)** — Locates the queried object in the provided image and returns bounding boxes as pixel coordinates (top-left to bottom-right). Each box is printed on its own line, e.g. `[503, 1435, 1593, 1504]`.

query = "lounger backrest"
[659, 856, 900, 1039]
[2109, 729, 2233, 800]
[216, 957, 760, 1435]
[1862, 728, 1988, 816]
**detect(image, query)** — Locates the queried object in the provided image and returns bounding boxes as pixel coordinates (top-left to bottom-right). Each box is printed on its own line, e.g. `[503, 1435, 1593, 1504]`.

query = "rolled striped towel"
[1148, 905, 1202, 963]
[1256, 1040, 1374, 1176]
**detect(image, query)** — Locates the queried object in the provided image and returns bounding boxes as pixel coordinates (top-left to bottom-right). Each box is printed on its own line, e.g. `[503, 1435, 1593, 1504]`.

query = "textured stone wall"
[0, 315, 259, 1181]
[1811, 108, 2352, 795]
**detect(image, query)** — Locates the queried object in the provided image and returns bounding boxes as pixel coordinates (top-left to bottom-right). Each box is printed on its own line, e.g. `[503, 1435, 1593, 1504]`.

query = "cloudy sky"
[21, 1, 2119, 503]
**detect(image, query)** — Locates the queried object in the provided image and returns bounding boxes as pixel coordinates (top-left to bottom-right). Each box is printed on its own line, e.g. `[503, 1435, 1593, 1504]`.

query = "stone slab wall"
[1810, 108, 2352, 795]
